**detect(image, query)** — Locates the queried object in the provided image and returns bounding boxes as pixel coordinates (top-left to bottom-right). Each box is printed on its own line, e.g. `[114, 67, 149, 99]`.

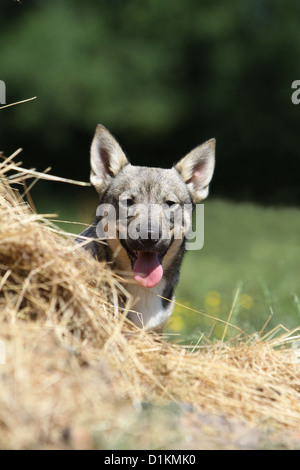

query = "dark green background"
[1, 0, 300, 204]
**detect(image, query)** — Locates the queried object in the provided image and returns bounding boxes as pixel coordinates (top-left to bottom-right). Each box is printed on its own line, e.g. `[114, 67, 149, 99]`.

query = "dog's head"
[90, 125, 215, 288]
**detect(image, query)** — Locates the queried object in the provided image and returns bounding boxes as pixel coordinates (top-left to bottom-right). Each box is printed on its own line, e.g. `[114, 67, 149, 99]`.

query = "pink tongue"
[133, 252, 163, 288]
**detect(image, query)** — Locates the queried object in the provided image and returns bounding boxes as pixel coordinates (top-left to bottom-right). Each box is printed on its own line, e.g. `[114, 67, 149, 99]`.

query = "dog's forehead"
[111, 165, 190, 201]
[126, 166, 174, 185]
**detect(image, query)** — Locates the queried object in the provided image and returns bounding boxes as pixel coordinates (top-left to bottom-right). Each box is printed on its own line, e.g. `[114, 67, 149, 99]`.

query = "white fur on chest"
[125, 280, 174, 331]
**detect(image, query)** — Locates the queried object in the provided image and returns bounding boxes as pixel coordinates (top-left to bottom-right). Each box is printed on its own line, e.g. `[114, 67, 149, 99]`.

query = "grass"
[173, 200, 300, 339]
[33, 189, 300, 340]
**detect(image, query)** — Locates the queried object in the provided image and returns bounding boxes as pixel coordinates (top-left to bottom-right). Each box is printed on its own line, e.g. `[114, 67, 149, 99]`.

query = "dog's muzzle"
[121, 229, 172, 288]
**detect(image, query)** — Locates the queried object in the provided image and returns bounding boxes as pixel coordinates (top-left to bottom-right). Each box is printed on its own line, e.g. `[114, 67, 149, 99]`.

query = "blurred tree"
[0, 0, 300, 203]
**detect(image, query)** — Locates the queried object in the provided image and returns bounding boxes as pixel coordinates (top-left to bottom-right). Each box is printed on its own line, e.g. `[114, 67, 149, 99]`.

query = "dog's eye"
[165, 200, 177, 207]
[120, 197, 134, 207]
[125, 198, 134, 206]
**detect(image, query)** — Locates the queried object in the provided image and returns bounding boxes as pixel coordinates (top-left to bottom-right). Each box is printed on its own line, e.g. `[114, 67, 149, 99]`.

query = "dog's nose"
[141, 229, 160, 249]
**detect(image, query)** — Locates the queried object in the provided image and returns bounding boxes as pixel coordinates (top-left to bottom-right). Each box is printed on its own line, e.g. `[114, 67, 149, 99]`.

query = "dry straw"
[0, 151, 299, 448]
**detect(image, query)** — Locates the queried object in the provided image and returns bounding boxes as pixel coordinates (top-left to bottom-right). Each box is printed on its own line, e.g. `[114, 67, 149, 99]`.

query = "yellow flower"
[239, 294, 253, 310]
[205, 290, 221, 307]
[168, 313, 185, 331]
[204, 290, 222, 316]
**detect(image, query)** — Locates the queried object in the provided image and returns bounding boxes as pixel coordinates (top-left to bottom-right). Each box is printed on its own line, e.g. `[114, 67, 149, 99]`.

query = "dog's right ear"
[90, 124, 129, 194]
[175, 138, 215, 203]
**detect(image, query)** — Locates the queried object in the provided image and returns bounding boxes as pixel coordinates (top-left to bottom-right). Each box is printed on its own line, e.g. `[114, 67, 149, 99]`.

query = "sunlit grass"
[170, 199, 300, 339]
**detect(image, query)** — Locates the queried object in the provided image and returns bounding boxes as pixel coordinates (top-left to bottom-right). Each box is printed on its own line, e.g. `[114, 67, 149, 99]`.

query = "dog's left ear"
[175, 138, 215, 203]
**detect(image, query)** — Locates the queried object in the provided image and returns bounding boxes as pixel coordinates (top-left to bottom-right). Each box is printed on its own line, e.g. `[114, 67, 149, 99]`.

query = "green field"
[171, 200, 300, 340]
[35, 192, 300, 341]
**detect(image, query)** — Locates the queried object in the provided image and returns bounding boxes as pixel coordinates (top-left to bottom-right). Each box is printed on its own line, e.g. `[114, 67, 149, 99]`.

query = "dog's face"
[101, 165, 192, 287]
[90, 125, 215, 288]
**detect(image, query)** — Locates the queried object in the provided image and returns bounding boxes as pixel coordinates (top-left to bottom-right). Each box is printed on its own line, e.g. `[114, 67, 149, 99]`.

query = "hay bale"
[0, 153, 300, 449]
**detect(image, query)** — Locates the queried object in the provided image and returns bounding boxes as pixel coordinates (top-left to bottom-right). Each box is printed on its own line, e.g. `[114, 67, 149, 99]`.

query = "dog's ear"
[175, 138, 215, 203]
[90, 124, 129, 194]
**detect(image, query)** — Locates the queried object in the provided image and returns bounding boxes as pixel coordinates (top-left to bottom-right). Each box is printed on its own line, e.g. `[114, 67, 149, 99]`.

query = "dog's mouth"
[120, 240, 170, 288]
[132, 251, 164, 288]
